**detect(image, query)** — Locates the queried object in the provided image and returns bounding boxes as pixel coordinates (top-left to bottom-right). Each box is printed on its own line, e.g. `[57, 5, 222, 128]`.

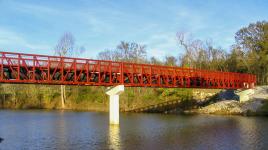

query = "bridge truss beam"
[0, 51, 256, 89]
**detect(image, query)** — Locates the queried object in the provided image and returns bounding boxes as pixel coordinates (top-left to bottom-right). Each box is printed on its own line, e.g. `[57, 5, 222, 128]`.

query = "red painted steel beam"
[0, 51, 256, 89]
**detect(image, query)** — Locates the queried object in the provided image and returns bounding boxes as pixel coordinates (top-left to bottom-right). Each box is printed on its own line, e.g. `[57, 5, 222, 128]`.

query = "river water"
[0, 110, 268, 150]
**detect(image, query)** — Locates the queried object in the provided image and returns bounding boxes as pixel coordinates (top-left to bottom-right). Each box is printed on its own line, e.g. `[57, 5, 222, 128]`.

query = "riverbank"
[0, 84, 193, 112]
[184, 86, 268, 116]
[185, 100, 268, 116]
[1, 83, 267, 117]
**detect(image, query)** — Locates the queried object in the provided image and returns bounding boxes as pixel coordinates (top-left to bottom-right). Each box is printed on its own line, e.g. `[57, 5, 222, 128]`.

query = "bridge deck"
[0, 51, 256, 89]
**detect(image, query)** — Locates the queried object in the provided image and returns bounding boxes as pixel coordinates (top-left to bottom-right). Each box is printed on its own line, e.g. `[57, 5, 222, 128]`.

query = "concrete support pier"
[106, 85, 124, 125]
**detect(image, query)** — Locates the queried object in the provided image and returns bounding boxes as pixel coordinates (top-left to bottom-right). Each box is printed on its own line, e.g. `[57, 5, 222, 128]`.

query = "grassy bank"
[0, 84, 193, 112]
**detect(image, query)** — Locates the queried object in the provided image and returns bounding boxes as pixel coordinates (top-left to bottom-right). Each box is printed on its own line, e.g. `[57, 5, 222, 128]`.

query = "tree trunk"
[63, 85, 66, 101]
[13, 92, 17, 107]
[3, 94, 5, 108]
[61, 85, 65, 108]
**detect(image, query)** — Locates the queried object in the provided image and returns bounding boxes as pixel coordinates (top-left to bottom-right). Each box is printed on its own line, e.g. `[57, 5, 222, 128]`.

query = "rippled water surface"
[0, 110, 268, 150]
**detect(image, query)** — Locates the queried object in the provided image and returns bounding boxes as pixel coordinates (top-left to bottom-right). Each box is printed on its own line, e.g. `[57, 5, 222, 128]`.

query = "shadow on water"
[0, 137, 3, 143]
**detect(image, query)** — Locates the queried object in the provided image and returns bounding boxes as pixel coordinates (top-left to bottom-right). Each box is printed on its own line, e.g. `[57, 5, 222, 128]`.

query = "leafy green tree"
[235, 21, 268, 84]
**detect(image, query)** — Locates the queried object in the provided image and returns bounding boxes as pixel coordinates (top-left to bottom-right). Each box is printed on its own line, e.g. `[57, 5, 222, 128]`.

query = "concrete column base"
[109, 95, 119, 124]
[106, 85, 124, 125]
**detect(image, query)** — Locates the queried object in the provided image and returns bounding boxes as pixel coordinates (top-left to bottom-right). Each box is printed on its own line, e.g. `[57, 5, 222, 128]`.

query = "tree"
[150, 56, 162, 65]
[54, 32, 85, 108]
[98, 41, 147, 63]
[235, 21, 268, 84]
[55, 32, 75, 57]
[116, 41, 147, 63]
[164, 56, 177, 66]
[225, 45, 249, 73]
[235, 21, 268, 52]
[176, 32, 227, 70]
[97, 50, 117, 61]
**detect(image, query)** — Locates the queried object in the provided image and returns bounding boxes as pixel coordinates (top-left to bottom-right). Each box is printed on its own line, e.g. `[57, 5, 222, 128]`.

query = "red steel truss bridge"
[0, 51, 256, 89]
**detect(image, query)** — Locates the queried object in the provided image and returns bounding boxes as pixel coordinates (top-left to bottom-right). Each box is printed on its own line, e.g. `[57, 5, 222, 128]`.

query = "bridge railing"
[0, 51, 256, 89]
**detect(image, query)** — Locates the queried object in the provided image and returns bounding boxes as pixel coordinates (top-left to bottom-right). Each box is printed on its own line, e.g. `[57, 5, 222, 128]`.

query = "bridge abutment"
[236, 89, 255, 102]
[106, 85, 124, 125]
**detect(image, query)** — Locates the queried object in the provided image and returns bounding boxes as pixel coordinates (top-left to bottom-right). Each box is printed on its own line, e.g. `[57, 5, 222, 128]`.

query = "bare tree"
[150, 56, 162, 65]
[54, 32, 85, 108]
[97, 49, 117, 61]
[116, 41, 147, 63]
[98, 41, 147, 63]
[176, 32, 227, 70]
[164, 56, 177, 66]
[55, 32, 75, 57]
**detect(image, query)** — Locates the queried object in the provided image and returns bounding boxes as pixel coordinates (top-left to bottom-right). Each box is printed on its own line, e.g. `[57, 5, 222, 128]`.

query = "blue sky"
[0, 0, 267, 60]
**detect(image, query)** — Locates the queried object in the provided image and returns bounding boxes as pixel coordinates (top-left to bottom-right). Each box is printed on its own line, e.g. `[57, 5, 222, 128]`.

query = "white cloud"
[0, 28, 51, 52]
[6, 1, 123, 36]
[7, 1, 64, 17]
[175, 7, 208, 33]
[143, 32, 181, 59]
